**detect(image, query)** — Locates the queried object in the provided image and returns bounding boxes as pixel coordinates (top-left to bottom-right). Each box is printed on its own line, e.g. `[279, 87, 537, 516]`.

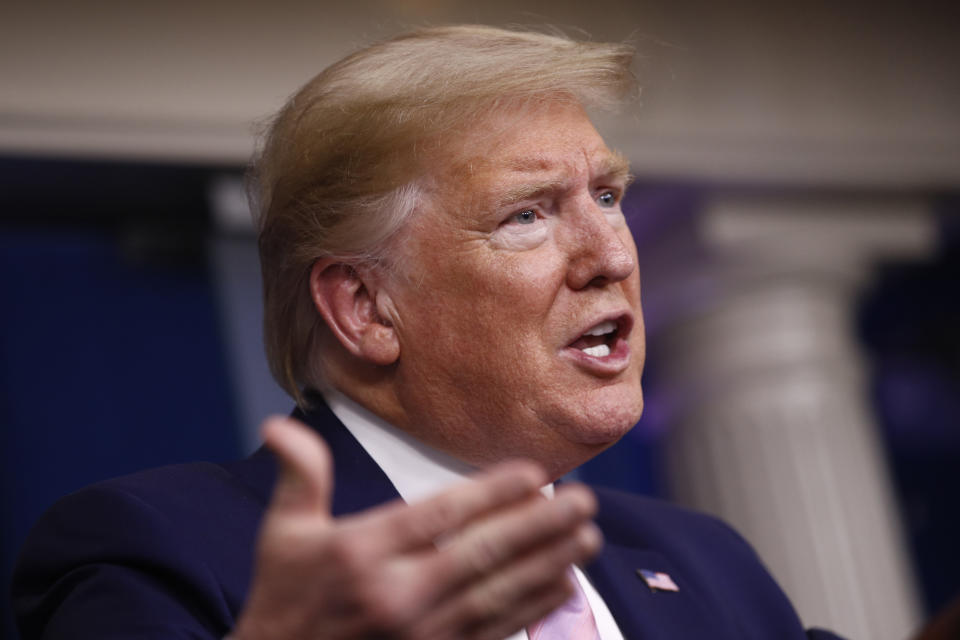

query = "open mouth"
[567, 315, 631, 360]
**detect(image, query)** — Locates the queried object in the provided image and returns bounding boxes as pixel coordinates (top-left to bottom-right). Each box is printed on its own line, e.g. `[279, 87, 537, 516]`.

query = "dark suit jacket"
[12, 402, 844, 639]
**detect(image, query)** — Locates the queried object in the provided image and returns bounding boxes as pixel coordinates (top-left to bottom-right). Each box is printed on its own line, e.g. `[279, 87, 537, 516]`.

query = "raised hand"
[231, 416, 602, 640]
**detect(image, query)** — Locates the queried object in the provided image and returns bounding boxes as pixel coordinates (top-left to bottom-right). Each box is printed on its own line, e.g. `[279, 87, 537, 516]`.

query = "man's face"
[386, 101, 645, 477]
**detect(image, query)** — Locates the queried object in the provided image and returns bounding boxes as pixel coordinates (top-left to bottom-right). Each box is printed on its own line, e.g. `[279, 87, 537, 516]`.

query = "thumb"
[262, 416, 334, 516]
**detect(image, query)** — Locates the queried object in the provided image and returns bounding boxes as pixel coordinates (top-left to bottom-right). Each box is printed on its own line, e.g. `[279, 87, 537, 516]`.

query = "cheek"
[469, 265, 564, 356]
[395, 231, 567, 354]
[477, 251, 562, 305]
[423, 262, 560, 368]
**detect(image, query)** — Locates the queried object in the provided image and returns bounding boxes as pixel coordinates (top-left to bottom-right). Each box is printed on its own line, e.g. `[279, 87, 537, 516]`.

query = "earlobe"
[309, 260, 400, 366]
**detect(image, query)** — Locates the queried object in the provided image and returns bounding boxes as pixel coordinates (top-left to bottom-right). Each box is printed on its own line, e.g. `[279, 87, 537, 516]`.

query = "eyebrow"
[601, 150, 633, 184]
[497, 178, 567, 208]
[495, 150, 633, 208]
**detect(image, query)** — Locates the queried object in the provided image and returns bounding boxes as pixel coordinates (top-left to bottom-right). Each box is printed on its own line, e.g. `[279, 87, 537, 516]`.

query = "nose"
[564, 200, 637, 290]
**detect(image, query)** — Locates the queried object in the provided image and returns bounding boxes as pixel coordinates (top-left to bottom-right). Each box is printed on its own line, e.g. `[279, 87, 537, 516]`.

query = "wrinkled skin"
[369, 100, 646, 479]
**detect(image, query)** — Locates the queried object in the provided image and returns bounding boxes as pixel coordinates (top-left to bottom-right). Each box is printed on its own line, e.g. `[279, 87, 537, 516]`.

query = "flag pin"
[637, 569, 680, 592]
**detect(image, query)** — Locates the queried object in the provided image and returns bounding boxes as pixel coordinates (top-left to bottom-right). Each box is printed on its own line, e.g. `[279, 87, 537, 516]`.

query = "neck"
[325, 359, 609, 480]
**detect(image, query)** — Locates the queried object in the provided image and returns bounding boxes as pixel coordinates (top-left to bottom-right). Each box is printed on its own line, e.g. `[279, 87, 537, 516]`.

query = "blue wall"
[0, 159, 241, 639]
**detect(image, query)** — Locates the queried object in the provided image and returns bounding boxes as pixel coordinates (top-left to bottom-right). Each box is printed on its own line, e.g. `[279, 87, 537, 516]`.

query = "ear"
[309, 259, 400, 366]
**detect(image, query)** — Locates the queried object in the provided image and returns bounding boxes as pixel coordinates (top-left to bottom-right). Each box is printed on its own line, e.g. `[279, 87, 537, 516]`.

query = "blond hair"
[250, 24, 636, 403]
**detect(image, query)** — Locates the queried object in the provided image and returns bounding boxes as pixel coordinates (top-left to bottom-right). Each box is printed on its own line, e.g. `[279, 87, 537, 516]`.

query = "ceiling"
[2, 0, 958, 187]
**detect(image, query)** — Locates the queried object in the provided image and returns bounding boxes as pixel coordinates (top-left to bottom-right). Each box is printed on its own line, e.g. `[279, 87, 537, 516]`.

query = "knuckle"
[466, 576, 514, 621]
[323, 534, 381, 599]
[463, 534, 504, 575]
[559, 485, 597, 518]
[576, 522, 603, 556]
[575, 485, 599, 517]
[547, 490, 596, 530]
[419, 495, 462, 535]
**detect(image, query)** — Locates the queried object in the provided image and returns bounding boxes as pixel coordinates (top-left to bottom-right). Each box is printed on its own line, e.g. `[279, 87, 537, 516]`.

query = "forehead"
[432, 102, 625, 194]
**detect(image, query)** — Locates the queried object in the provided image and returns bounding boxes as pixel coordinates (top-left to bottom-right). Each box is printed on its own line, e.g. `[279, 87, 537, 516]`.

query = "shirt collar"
[322, 387, 554, 503]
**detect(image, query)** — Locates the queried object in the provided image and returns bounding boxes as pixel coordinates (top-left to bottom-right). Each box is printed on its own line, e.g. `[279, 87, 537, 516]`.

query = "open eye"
[492, 206, 548, 250]
[510, 209, 538, 225]
[597, 190, 619, 207]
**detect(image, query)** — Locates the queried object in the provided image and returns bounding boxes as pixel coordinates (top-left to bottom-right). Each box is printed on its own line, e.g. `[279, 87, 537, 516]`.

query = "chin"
[553, 385, 644, 446]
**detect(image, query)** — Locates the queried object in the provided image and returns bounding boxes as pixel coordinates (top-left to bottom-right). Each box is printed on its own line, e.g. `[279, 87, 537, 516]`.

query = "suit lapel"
[231, 400, 403, 517]
[294, 400, 403, 516]
[587, 544, 729, 639]
[586, 494, 739, 640]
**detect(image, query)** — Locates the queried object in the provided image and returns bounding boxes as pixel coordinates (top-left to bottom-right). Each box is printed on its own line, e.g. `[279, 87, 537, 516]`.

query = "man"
[13, 25, 843, 639]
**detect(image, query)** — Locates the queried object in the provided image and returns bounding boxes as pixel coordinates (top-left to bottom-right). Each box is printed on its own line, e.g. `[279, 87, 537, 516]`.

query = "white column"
[639, 195, 933, 639]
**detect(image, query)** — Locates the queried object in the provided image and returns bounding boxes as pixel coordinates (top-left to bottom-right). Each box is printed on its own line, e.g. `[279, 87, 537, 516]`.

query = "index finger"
[357, 459, 548, 553]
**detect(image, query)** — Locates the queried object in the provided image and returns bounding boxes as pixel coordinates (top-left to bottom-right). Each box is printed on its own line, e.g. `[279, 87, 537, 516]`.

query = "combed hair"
[250, 24, 636, 404]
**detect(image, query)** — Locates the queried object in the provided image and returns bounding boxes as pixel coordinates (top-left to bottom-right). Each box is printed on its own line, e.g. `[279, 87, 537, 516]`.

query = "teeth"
[582, 344, 611, 358]
[584, 320, 617, 337]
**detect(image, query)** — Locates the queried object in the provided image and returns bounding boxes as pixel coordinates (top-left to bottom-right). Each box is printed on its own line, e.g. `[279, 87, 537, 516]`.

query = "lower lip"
[561, 336, 631, 376]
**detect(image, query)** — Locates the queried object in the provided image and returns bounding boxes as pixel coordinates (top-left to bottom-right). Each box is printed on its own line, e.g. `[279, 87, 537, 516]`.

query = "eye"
[493, 206, 548, 250]
[597, 190, 619, 207]
[510, 209, 538, 225]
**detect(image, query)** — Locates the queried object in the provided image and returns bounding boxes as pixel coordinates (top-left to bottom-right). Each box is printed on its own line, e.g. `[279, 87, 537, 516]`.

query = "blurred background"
[1, 1, 958, 638]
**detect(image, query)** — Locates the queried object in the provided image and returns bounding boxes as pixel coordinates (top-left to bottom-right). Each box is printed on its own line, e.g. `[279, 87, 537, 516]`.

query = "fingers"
[365, 459, 549, 552]
[262, 416, 334, 514]
[413, 516, 602, 638]
[467, 581, 574, 640]
[406, 483, 600, 632]
[240, 441, 602, 640]
[433, 483, 600, 587]
[416, 581, 574, 640]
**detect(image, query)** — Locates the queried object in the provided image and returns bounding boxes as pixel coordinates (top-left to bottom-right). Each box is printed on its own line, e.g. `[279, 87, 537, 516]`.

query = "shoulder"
[591, 484, 773, 576]
[588, 486, 826, 638]
[591, 485, 747, 547]
[21, 457, 274, 568]
[13, 456, 275, 639]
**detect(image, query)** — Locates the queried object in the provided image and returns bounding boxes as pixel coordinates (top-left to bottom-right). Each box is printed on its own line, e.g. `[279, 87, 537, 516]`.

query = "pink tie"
[527, 570, 601, 640]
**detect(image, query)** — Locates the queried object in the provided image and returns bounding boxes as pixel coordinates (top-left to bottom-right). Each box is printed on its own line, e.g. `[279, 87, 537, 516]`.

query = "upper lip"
[565, 311, 634, 348]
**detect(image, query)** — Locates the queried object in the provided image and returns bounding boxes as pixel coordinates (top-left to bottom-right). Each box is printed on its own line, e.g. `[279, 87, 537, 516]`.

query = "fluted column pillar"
[638, 195, 933, 639]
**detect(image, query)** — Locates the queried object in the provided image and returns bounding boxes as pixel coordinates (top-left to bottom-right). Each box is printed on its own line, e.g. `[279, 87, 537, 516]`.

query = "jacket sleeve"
[12, 483, 238, 640]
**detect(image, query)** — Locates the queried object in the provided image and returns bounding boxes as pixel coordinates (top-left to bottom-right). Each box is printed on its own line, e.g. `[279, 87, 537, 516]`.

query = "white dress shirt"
[324, 388, 624, 640]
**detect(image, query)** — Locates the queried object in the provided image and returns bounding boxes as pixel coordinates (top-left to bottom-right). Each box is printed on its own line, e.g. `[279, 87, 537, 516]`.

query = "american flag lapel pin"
[637, 569, 680, 592]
